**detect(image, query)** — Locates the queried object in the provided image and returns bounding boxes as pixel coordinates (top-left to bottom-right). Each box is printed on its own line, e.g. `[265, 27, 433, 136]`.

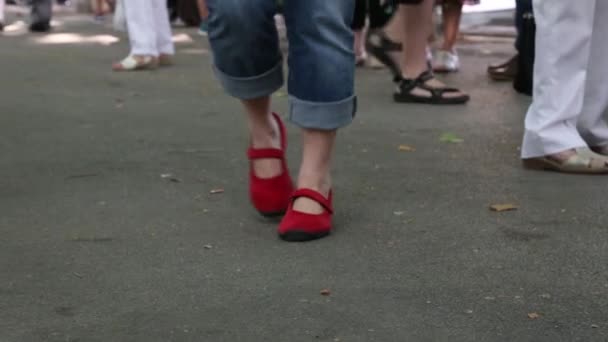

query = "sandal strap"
[399, 70, 465, 98]
[291, 189, 333, 214]
[247, 147, 284, 160]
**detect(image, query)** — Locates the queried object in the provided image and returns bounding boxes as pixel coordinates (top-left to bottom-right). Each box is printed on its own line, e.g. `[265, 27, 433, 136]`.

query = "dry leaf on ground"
[210, 188, 225, 194]
[490, 204, 519, 212]
[527, 312, 541, 320]
[398, 145, 416, 152]
[320, 289, 331, 296]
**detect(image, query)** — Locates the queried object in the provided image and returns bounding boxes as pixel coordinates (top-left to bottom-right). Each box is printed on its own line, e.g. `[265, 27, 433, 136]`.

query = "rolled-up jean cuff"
[212, 61, 284, 100]
[289, 95, 357, 130]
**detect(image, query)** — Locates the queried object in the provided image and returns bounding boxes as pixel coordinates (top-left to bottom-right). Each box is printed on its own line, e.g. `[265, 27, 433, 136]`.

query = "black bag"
[30, 0, 52, 32]
[513, 11, 535, 96]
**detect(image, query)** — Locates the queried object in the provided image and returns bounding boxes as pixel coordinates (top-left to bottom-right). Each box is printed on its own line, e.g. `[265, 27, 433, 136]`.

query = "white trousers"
[521, 0, 608, 158]
[123, 0, 174, 56]
[0, 0, 5, 22]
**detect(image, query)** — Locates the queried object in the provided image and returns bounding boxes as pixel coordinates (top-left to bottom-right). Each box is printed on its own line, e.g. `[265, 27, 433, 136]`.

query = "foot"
[395, 70, 470, 104]
[112, 55, 158, 71]
[432, 50, 460, 73]
[279, 188, 333, 242]
[488, 54, 518, 81]
[247, 113, 294, 216]
[523, 147, 608, 174]
[292, 183, 330, 215]
[355, 52, 368, 67]
[250, 116, 282, 179]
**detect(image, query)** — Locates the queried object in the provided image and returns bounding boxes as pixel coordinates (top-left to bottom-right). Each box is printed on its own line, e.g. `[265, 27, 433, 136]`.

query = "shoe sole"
[393, 93, 470, 105]
[279, 231, 330, 242]
[259, 210, 286, 218]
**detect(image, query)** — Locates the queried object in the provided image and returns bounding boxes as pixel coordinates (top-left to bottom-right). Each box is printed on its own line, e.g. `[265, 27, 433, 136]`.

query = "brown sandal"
[523, 147, 608, 174]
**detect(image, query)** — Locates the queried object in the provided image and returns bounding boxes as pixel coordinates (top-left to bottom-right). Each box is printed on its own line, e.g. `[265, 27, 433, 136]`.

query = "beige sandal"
[523, 147, 608, 174]
[112, 55, 158, 72]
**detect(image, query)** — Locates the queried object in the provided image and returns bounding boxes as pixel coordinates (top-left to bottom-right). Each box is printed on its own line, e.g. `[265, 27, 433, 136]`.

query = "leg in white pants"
[578, 0, 608, 148]
[124, 0, 174, 56]
[521, 1, 596, 158]
[153, 0, 175, 55]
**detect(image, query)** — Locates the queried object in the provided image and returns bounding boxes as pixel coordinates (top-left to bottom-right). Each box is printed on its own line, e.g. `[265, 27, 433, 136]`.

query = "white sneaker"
[432, 50, 460, 73]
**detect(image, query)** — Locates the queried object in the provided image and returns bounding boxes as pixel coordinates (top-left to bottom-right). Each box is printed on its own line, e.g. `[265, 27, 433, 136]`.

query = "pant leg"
[152, 0, 174, 55]
[124, 0, 158, 56]
[352, 0, 367, 30]
[514, 0, 532, 51]
[206, 0, 282, 99]
[283, 0, 356, 130]
[0, 0, 5, 23]
[521, 0, 595, 158]
[577, 0, 608, 147]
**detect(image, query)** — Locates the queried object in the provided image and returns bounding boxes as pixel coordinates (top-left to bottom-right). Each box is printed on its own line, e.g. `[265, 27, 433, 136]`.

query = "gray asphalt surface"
[1, 9, 607, 342]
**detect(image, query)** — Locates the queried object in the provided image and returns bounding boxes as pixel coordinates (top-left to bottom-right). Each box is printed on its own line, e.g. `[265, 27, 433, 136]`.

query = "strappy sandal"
[523, 147, 608, 174]
[366, 29, 403, 80]
[393, 70, 470, 105]
[112, 55, 158, 72]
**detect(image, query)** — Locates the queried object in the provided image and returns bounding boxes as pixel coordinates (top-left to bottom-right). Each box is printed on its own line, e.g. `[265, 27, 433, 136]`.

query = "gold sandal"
[523, 147, 608, 174]
[112, 55, 158, 72]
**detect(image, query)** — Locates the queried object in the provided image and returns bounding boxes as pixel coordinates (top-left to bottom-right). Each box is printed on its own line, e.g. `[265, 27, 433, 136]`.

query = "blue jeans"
[515, 0, 533, 51]
[206, 0, 356, 130]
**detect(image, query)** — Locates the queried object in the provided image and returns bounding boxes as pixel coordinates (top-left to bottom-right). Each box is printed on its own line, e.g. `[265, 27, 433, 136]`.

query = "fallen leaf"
[320, 289, 331, 296]
[490, 204, 519, 212]
[398, 145, 416, 152]
[439, 133, 464, 144]
[591, 324, 599, 329]
[161, 173, 181, 183]
[393, 211, 405, 216]
[115, 98, 125, 109]
[203, 244, 213, 250]
[210, 188, 224, 194]
[527, 312, 541, 320]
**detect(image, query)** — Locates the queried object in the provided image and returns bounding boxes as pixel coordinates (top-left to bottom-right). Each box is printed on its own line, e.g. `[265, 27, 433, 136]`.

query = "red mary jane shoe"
[278, 188, 333, 242]
[247, 113, 294, 217]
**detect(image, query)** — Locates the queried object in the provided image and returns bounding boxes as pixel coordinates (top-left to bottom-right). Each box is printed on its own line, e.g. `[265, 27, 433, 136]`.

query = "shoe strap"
[247, 147, 284, 160]
[291, 189, 333, 214]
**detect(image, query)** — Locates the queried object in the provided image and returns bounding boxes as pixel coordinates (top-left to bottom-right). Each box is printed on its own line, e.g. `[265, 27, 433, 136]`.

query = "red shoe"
[247, 113, 294, 217]
[278, 189, 333, 242]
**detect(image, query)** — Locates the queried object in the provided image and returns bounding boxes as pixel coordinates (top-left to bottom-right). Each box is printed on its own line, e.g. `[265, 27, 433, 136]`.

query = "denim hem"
[212, 60, 284, 100]
[289, 95, 357, 130]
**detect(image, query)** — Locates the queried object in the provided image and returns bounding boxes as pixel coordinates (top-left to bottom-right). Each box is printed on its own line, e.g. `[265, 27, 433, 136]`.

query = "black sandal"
[366, 29, 403, 81]
[393, 70, 470, 105]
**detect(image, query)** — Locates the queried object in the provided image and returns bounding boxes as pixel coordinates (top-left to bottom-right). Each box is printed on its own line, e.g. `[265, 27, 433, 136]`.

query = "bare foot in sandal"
[523, 147, 608, 174]
[394, 70, 470, 105]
